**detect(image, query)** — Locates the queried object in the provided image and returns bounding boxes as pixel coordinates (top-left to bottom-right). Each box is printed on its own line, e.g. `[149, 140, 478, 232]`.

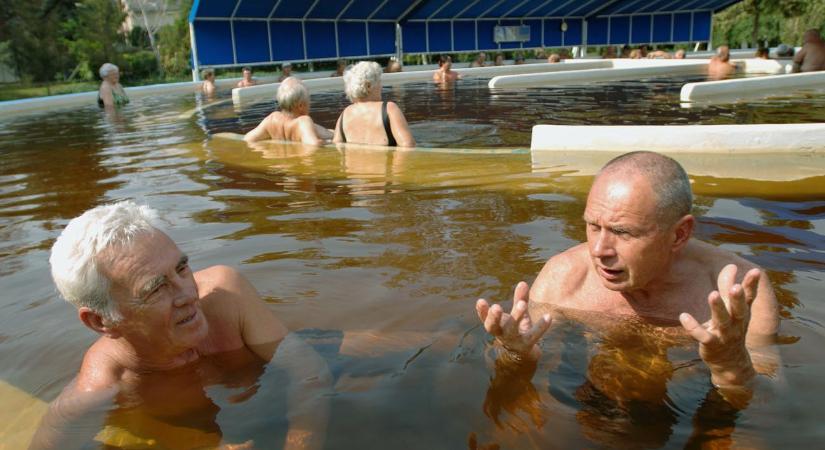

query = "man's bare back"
[794, 29, 825, 72]
[244, 77, 329, 145]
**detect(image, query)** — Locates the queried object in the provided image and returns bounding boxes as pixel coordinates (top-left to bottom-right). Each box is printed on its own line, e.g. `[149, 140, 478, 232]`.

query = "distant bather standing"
[333, 61, 415, 148]
[97, 63, 129, 108]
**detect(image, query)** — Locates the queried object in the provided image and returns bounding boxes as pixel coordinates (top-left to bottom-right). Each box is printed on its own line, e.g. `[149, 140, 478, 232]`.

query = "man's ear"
[671, 214, 695, 252]
[78, 307, 121, 339]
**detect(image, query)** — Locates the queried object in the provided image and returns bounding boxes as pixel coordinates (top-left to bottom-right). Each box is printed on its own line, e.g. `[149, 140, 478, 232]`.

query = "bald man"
[708, 45, 736, 80]
[477, 151, 779, 391]
[244, 77, 332, 145]
[793, 29, 825, 73]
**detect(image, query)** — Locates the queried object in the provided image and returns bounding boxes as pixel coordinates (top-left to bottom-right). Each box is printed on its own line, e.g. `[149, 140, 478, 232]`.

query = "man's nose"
[592, 230, 616, 258]
[170, 273, 197, 307]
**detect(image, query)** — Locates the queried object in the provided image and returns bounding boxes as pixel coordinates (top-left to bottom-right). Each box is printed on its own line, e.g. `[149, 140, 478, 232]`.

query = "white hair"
[99, 63, 119, 79]
[49, 201, 162, 322]
[343, 61, 382, 102]
[276, 77, 309, 112]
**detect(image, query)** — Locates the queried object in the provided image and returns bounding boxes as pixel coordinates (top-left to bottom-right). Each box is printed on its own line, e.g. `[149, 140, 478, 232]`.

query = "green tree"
[61, 0, 127, 80]
[0, 0, 74, 85]
[157, 0, 192, 78]
[714, 0, 815, 48]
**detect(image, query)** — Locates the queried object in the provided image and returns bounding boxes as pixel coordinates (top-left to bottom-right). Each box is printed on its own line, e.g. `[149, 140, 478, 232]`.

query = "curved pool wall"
[487, 58, 787, 88]
[217, 132, 825, 189]
[230, 60, 609, 106]
[681, 70, 825, 103]
[0, 68, 351, 118]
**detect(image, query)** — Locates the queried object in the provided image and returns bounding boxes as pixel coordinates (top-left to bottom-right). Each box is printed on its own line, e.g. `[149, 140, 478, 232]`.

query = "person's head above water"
[276, 77, 309, 114]
[99, 63, 120, 81]
[40, 201, 324, 449]
[438, 54, 453, 69]
[804, 28, 822, 44]
[585, 151, 694, 292]
[50, 201, 163, 323]
[594, 151, 692, 226]
[343, 61, 383, 102]
[716, 45, 731, 62]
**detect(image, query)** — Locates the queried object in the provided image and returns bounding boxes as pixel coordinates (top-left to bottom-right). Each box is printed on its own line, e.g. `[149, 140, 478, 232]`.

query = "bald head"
[595, 152, 692, 225]
[804, 29, 822, 43]
[717, 45, 730, 62]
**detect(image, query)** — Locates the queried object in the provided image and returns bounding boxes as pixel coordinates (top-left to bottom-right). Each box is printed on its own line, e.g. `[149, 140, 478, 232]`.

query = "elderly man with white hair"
[244, 77, 332, 145]
[97, 63, 129, 109]
[31, 201, 331, 450]
[333, 61, 415, 147]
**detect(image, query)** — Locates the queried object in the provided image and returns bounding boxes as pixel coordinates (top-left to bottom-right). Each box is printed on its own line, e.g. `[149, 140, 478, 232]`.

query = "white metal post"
[189, 21, 200, 81]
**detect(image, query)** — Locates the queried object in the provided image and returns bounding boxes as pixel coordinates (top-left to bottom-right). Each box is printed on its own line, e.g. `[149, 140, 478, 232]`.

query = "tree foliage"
[157, 0, 192, 78]
[1, 0, 75, 83]
[714, 0, 824, 48]
[61, 0, 127, 79]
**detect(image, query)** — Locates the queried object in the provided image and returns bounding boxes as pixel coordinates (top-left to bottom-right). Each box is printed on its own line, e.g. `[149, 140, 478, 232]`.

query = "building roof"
[189, 0, 742, 68]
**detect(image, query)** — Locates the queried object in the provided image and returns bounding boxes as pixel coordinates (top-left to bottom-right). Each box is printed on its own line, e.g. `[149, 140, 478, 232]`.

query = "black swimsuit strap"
[382, 101, 397, 147]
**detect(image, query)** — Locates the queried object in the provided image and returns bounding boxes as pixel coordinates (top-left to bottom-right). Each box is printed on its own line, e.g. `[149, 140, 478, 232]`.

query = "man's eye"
[177, 264, 188, 274]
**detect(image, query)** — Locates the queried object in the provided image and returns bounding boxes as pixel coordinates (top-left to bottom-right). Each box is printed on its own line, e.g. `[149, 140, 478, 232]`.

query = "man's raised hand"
[679, 264, 760, 387]
[476, 281, 552, 362]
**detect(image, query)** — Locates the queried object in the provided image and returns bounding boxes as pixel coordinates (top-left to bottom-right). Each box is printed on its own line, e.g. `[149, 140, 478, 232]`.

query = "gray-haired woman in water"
[333, 61, 415, 148]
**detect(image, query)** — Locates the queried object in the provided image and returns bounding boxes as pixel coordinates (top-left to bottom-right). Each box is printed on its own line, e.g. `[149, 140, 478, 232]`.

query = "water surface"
[0, 77, 823, 449]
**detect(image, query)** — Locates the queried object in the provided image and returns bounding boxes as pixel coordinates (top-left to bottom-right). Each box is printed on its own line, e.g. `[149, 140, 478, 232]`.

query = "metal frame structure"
[188, 0, 741, 80]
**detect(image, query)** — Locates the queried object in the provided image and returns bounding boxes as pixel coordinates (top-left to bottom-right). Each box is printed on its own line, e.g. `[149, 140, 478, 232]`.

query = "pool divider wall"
[531, 123, 825, 154]
[681, 70, 825, 103]
[230, 60, 609, 107]
[489, 59, 708, 88]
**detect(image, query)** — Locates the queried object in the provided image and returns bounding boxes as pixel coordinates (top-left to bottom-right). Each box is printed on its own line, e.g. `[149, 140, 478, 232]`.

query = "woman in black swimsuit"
[333, 61, 415, 148]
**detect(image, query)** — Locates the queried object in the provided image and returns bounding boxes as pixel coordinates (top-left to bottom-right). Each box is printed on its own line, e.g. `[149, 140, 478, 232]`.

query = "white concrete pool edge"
[230, 60, 608, 106]
[681, 70, 825, 103]
[531, 123, 825, 154]
[487, 58, 788, 88]
[0, 68, 344, 118]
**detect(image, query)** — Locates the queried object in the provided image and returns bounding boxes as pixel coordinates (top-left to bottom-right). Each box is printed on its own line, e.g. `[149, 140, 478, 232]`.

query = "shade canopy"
[189, 0, 741, 70]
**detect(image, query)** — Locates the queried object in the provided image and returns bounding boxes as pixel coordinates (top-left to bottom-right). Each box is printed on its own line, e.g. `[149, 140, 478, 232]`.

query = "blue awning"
[189, 0, 741, 69]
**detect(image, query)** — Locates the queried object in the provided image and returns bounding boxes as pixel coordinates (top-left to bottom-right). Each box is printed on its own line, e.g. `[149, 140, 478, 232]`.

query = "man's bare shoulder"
[686, 239, 759, 273]
[530, 244, 590, 306]
[195, 265, 252, 303]
[73, 339, 125, 394]
[294, 115, 317, 126]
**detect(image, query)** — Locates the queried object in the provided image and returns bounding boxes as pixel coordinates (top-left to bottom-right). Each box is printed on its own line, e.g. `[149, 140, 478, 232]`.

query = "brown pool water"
[0, 78, 824, 449]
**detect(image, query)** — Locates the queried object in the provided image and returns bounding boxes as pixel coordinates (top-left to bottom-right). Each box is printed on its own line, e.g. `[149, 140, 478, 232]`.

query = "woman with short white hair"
[98, 63, 129, 108]
[333, 61, 415, 147]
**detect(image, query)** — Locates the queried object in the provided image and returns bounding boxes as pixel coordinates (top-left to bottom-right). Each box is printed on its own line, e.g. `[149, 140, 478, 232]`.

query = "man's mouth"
[598, 266, 624, 280]
[176, 311, 197, 326]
